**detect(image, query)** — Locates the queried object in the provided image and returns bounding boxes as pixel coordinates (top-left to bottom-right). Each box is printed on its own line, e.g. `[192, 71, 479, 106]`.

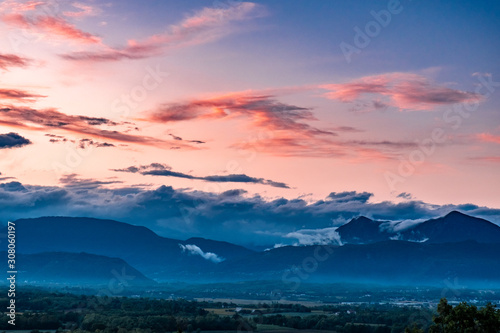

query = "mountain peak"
[444, 210, 469, 219]
[352, 216, 373, 223]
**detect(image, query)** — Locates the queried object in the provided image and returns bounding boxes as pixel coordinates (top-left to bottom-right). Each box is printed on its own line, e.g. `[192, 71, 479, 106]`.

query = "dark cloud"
[0, 181, 26, 191]
[0, 182, 499, 247]
[327, 191, 373, 204]
[78, 139, 115, 149]
[0, 132, 32, 149]
[0, 53, 32, 70]
[59, 174, 123, 190]
[397, 192, 414, 200]
[169, 134, 205, 144]
[78, 116, 119, 126]
[113, 163, 290, 189]
[347, 140, 419, 149]
[45, 135, 114, 148]
[0, 171, 15, 182]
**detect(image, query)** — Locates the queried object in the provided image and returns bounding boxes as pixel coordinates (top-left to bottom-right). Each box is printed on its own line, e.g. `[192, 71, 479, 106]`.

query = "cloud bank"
[0, 179, 498, 247]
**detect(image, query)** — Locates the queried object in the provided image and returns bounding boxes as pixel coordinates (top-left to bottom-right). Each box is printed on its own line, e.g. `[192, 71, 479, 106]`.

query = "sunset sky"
[1, 0, 499, 246]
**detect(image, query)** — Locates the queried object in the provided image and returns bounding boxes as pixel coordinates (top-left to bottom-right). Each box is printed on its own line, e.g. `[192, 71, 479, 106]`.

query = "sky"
[0, 0, 499, 247]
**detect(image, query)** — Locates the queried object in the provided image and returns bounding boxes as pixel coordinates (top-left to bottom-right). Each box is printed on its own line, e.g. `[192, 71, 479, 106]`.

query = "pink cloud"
[35, 15, 101, 43]
[147, 92, 335, 137]
[322, 73, 483, 111]
[63, 2, 98, 18]
[0, 104, 195, 149]
[0, 88, 45, 102]
[146, 91, 412, 160]
[0, 1, 101, 44]
[469, 156, 500, 163]
[0, 53, 32, 70]
[62, 2, 265, 61]
[477, 133, 500, 144]
[0, 0, 45, 13]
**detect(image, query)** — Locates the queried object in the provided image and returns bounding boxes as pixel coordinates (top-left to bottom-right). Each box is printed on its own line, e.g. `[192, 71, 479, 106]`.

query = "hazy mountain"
[215, 240, 500, 287]
[5, 251, 153, 285]
[7, 212, 500, 286]
[10, 216, 253, 279]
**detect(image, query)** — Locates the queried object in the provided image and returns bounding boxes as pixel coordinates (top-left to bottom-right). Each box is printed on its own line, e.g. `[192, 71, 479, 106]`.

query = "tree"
[428, 298, 500, 333]
[404, 324, 424, 333]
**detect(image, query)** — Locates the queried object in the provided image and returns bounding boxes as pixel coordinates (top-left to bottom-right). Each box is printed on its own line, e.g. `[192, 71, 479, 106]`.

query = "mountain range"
[4, 211, 500, 287]
[336, 211, 500, 244]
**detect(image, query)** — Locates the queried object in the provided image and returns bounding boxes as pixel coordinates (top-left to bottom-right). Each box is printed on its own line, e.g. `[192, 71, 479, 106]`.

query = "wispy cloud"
[0, 88, 46, 102]
[62, 2, 265, 61]
[63, 2, 99, 18]
[0, 105, 193, 148]
[59, 174, 123, 190]
[285, 227, 343, 246]
[321, 73, 483, 111]
[0, 0, 101, 44]
[0, 53, 32, 70]
[113, 163, 290, 188]
[179, 244, 224, 263]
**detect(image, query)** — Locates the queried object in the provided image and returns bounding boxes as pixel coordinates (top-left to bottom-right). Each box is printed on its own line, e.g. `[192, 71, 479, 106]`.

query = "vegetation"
[427, 298, 500, 333]
[1, 289, 499, 333]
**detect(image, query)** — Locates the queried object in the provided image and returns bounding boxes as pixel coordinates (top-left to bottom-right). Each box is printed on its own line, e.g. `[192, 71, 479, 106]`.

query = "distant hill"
[4, 251, 153, 285]
[337, 211, 500, 245]
[10, 216, 254, 280]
